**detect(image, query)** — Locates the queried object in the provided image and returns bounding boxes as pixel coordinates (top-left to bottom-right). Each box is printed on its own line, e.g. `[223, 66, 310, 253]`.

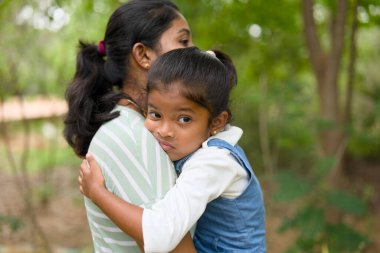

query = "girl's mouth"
[157, 139, 174, 152]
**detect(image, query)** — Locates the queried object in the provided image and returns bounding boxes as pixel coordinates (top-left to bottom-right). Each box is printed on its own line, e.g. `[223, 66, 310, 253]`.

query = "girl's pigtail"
[213, 50, 238, 89]
[213, 50, 237, 123]
[64, 41, 123, 157]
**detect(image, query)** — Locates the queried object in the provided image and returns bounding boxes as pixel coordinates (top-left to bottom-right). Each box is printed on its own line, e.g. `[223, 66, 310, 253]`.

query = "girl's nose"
[157, 122, 174, 138]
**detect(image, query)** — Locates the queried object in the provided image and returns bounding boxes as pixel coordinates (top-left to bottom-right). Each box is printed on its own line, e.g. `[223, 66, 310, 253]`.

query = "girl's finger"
[86, 153, 97, 170]
[81, 159, 89, 173]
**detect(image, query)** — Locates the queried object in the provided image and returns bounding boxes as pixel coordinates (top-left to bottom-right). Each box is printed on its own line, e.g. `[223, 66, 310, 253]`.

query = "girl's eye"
[148, 111, 161, 119]
[178, 116, 191, 123]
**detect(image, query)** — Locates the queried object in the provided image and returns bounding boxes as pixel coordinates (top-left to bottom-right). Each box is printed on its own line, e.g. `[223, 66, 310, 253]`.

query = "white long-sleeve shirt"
[142, 125, 249, 252]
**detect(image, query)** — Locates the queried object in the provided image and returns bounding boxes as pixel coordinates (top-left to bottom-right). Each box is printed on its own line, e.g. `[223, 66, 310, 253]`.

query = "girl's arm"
[142, 148, 242, 252]
[79, 155, 197, 253]
[80, 149, 239, 252]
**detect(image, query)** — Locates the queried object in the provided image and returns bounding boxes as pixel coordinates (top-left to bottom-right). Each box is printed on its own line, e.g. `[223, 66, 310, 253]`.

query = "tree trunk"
[341, 0, 359, 174]
[302, 0, 349, 182]
[344, 0, 358, 125]
[258, 72, 273, 174]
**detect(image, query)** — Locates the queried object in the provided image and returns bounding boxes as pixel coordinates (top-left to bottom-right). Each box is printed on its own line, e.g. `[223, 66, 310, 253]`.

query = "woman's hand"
[78, 153, 105, 200]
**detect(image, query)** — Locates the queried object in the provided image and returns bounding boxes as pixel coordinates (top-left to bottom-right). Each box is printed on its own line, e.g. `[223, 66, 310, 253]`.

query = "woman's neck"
[122, 86, 145, 105]
[120, 61, 148, 113]
[119, 81, 147, 115]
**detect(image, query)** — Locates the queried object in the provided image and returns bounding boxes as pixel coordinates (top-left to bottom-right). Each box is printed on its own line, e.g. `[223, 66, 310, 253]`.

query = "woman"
[63, 1, 195, 252]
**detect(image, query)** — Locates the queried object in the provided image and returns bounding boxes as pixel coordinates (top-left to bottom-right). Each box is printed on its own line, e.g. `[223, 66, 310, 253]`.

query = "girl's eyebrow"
[147, 103, 158, 109]
[176, 107, 195, 113]
[147, 103, 195, 113]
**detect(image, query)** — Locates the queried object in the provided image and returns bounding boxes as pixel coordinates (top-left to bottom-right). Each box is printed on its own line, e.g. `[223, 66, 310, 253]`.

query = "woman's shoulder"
[113, 105, 145, 121]
[91, 105, 147, 146]
[102, 105, 144, 128]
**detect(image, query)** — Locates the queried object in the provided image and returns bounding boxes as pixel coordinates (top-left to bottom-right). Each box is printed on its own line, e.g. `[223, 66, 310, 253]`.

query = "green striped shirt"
[85, 105, 176, 252]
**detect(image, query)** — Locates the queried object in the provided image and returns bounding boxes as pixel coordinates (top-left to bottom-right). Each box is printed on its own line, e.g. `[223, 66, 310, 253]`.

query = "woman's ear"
[210, 111, 229, 136]
[131, 42, 155, 70]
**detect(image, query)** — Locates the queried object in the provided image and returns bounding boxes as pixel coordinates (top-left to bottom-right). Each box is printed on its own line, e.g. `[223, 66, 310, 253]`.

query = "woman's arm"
[79, 155, 197, 253]
[79, 158, 143, 241]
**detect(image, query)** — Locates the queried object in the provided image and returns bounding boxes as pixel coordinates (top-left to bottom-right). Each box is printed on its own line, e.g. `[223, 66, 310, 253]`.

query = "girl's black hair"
[64, 0, 180, 157]
[147, 47, 237, 123]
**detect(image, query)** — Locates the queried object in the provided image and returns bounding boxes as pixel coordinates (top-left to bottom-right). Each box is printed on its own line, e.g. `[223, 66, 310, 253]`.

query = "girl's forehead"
[149, 80, 185, 92]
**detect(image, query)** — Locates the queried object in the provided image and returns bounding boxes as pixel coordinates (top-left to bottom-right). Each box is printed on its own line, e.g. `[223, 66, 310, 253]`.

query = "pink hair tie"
[98, 40, 106, 56]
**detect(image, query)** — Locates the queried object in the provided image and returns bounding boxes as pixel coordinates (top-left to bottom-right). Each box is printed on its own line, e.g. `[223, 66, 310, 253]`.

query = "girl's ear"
[210, 111, 229, 135]
[131, 42, 155, 70]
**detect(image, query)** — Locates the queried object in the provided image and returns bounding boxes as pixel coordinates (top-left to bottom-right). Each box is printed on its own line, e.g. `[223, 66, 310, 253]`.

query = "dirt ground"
[0, 167, 91, 252]
[1, 163, 379, 253]
[0, 165, 299, 253]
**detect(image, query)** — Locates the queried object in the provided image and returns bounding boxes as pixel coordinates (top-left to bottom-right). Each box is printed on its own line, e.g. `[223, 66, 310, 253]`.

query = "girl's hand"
[78, 153, 105, 200]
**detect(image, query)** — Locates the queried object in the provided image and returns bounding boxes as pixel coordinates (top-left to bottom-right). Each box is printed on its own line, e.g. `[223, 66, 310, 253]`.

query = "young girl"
[79, 47, 266, 252]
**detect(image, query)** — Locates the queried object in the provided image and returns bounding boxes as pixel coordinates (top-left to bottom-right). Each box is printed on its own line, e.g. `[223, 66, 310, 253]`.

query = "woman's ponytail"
[64, 41, 123, 157]
[64, 0, 182, 157]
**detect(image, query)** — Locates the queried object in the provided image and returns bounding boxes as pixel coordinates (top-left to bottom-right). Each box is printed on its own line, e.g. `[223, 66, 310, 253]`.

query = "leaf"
[279, 206, 326, 240]
[313, 156, 336, 178]
[326, 190, 367, 215]
[284, 244, 305, 253]
[327, 224, 369, 252]
[0, 215, 24, 231]
[273, 171, 312, 202]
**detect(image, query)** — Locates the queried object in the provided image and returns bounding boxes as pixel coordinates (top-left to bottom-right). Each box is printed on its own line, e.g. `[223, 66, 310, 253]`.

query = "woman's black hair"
[147, 47, 237, 123]
[64, 0, 180, 157]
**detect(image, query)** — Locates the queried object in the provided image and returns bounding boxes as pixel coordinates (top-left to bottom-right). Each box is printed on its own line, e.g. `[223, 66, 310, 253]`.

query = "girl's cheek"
[144, 120, 151, 130]
[144, 120, 154, 133]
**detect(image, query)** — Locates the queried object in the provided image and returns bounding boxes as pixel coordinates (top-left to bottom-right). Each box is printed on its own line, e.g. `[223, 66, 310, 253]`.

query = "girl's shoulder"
[187, 144, 238, 170]
[201, 124, 243, 149]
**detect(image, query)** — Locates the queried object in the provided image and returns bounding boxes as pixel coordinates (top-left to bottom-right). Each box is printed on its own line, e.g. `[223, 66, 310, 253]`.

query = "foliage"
[0, 0, 379, 166]
[0, 118, 79, 172]
[0, 0, 379, 251]
[0, 114, 77, 251]
[179, 1, 378, 251]
[0, 0, 120, 98]
[346, 27, 380, 158]
[275, 157, 370, 252]
[0, 215, 24, 231]
[177, 0, 318, 173]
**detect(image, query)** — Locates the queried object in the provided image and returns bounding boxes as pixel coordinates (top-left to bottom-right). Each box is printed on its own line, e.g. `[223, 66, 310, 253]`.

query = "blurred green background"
[1, 0, 379, 252]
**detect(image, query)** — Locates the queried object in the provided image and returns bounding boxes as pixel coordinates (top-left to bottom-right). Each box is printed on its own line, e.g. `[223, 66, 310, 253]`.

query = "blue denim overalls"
[175, 138, 266, 253]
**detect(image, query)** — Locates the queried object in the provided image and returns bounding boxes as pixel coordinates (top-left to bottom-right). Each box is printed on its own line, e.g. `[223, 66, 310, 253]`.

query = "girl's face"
[144, 83, 211, 161]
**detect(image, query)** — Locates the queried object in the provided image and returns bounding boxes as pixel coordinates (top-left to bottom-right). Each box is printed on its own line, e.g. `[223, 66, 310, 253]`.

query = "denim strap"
[207, 138, 252, 175]
[174, 152, 194, 175]
[175, 138, 252, 176]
